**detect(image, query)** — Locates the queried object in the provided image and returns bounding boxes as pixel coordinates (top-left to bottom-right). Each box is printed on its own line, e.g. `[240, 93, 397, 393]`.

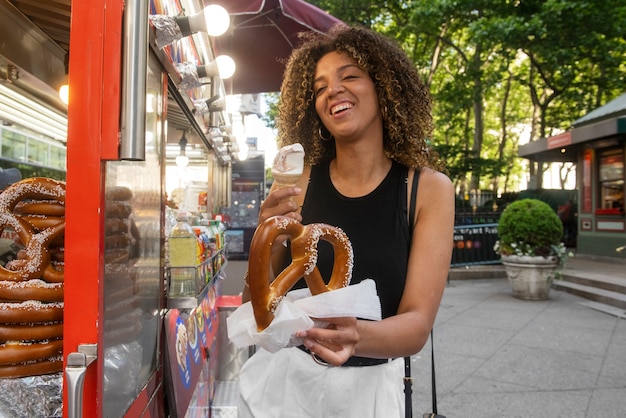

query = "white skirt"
[238, 347, 405, 418]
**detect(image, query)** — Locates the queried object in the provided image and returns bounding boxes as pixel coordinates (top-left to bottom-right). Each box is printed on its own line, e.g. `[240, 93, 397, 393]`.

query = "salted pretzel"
[248, 216, 354, 331]
[14, 200, 65, 217]
[0, 301, 64, 324]
[0, 279, 64, 302]
[20, 215, 65, 231]
[0, 339, 63, 366]
[0, 177, 65, 282]
[0, 322, 63, 342]
[0, 357, 62, 378]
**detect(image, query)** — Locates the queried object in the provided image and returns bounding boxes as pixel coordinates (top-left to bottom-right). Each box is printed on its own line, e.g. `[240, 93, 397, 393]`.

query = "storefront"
[518, 93, 626, 259]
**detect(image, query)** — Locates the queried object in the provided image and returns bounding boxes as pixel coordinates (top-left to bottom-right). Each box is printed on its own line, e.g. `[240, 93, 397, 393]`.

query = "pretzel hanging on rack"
[0, 339, 63, 366]
[0, 322, 63, 342]
[0, 177, 66, 282]
[0, 357, 62, 378]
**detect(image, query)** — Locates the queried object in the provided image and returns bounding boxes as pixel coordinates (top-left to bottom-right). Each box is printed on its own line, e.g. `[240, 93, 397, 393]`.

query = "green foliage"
[497, 198, 563, 257]
[260, 93, 279, 130]
[293, 0, 626, 191]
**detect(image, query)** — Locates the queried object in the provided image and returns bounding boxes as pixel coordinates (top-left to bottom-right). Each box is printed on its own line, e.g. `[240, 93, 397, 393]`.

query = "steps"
[447, 255, 626, 316]
[552, 267, 626, 314]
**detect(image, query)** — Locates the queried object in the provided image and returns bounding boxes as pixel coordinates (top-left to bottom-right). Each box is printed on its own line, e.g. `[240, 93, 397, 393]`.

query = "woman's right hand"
[258, 186, 303, 224]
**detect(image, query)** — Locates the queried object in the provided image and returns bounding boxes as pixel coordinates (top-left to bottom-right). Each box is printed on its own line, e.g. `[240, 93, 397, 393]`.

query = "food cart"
[0, 0, 343, 415]
[63, 0, 236, 415]
[1, 0, 235, 416]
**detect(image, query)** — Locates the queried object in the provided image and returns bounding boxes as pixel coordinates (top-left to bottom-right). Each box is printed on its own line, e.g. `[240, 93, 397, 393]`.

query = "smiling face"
[313, 51, 382, 142]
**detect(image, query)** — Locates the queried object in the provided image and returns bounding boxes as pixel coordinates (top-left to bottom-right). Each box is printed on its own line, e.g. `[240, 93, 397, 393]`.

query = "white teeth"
[331, 103, 353, 115]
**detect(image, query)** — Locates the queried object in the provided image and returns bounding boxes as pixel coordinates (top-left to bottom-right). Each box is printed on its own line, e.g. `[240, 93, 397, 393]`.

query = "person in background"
[240, 25, 454, 417]
[0, 167, 21, 191]
[0, 167, 22, 267]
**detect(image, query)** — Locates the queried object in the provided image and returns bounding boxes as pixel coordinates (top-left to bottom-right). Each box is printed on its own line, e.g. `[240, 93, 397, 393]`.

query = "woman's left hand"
[295, 316, 359, 366]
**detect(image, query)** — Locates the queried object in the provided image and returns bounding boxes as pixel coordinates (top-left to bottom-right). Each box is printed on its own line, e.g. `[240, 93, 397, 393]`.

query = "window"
[49, 146, 67, 170]
[1, 129, 27, 161]
[598, 149, 624, 213]
[28, 139, 48, 166]
[1, 124, 66, 170]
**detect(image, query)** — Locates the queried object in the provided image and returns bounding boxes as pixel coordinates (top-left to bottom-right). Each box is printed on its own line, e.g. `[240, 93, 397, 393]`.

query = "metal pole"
[120, 0, 149, 160]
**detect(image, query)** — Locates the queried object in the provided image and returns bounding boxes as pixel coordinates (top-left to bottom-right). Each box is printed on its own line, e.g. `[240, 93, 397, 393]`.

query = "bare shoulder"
[417, 168, 454, 198]
[412, 168, 454, 229]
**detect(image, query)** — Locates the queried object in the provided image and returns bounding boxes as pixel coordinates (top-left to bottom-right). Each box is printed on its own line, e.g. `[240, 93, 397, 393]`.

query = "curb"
[448, 264, 506, 280]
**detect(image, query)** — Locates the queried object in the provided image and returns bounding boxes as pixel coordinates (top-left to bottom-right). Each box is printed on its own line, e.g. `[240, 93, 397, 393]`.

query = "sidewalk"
[222, 257, 626, 417]
[413, 256, 626, 417]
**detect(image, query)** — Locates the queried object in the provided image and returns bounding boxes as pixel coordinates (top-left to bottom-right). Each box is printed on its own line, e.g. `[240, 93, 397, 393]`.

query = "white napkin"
[227, 279, 381, 353]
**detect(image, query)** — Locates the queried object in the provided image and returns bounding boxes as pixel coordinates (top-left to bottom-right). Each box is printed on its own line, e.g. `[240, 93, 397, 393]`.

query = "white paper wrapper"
[227, 279, 381, 353]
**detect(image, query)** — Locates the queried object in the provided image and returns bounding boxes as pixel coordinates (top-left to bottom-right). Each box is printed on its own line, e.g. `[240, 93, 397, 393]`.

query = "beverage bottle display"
[193, 225, 213, 287]
[168, 211, 199, 297]
[208, 220, 223, 271]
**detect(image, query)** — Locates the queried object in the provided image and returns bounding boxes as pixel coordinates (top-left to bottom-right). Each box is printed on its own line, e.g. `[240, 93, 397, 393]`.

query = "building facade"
[519, 93, 626, 259]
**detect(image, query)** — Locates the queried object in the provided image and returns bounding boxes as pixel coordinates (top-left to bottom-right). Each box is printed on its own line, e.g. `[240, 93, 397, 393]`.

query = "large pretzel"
[0, 322, 63, 342]
[248, 216, 353, 331]
[0, 279, 63, 302]
[0, 177, 65, 282]
[0, 357, 62, 378]
[14, 200, 65, 217]
[0, 339, 63, 366]
[0, 301, 64, 324]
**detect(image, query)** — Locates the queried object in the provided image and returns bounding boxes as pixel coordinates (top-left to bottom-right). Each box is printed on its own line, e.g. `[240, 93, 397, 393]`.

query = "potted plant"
[494, 198, 572, 300]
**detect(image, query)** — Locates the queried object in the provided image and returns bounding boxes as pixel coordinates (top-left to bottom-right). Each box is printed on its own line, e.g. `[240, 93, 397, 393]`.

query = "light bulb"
[203, 5, 230, 37]
[176, 155, 189, 167]
[196, 55, 236, 80]
[59, 84, 69, 105]
[214, 55, 236, 79]
[185, 4, 230, 37]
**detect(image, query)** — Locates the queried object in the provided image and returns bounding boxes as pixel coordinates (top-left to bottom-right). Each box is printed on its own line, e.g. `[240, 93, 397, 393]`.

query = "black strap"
[430, 330, 438, 415]
[404, 356, 412, 418]
[405, 169, 439, 417]
[408, 169, 419, 233]
[405, 169, 420, 418]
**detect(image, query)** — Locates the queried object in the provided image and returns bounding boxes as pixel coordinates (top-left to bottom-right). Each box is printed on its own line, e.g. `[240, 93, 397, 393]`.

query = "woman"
[239, 25, 454, 417]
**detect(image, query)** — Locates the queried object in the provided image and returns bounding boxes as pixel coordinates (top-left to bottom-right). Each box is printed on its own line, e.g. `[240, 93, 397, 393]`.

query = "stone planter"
[501, 255, 559, 300]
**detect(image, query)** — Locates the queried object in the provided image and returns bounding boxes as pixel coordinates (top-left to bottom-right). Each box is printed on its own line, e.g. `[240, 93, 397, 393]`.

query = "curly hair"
[277, 25, 444, 171]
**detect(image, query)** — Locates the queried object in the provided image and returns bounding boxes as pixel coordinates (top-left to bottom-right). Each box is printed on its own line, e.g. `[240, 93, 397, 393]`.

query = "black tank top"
[299, 160, 410, 318]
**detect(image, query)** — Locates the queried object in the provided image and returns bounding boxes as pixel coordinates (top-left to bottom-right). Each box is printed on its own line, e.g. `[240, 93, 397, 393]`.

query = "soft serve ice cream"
[271, 144, 305, 187]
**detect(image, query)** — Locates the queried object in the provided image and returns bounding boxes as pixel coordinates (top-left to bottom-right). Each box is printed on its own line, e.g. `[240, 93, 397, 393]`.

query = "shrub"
[496, 198, 563, 257]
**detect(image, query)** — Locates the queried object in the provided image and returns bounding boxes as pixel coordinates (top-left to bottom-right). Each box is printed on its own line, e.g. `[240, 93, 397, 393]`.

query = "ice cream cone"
[272, 144, 305, 202]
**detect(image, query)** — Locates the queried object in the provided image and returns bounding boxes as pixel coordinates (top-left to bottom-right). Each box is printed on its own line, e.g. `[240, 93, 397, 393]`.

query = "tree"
[260, 92, 279, 130]
[498, 0, 626, 187]
[406, 0, 525, 192]
[278, 0, 626, 195]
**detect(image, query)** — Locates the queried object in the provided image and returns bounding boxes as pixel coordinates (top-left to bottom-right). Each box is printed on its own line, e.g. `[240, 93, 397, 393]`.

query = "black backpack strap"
[409, 169, 420, 233]
[405, 169, 420, 418]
